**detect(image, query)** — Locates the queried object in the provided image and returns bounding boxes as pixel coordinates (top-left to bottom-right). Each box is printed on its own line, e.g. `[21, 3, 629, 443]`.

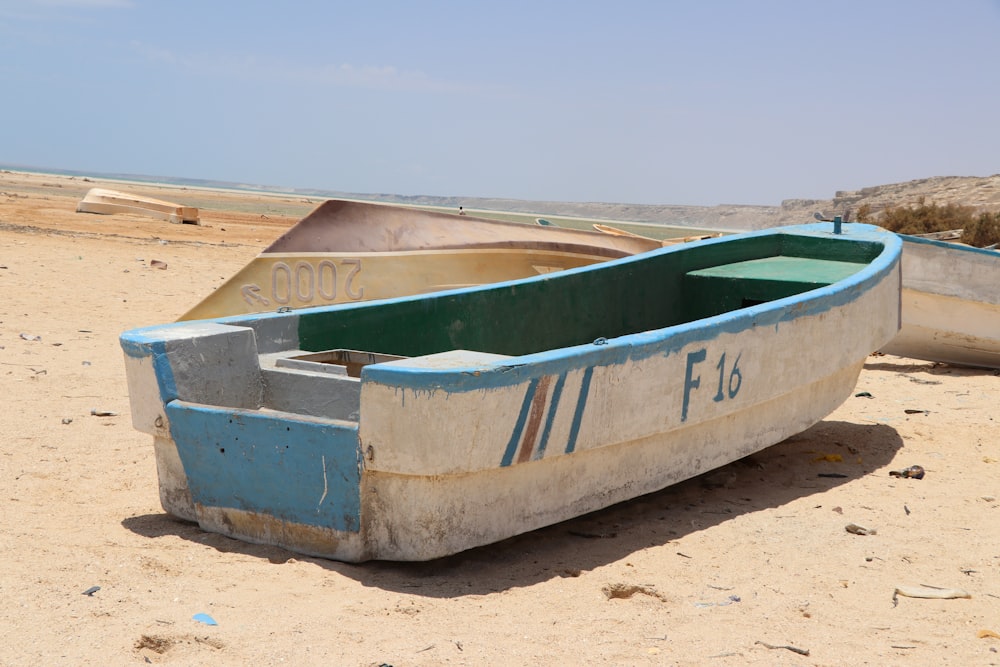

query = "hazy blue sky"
[1, 1, 998, 206]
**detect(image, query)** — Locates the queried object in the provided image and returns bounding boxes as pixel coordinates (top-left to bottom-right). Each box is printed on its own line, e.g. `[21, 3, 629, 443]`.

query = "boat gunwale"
[262, 199, 661, 255]
[124, 223, 900, 352]
[246, 246, 637, 260]
[354, 224, 900, 390]
[898, 232, 1000, 258]
[898, 233, 1000, 306]
[143, 222, 904, 392]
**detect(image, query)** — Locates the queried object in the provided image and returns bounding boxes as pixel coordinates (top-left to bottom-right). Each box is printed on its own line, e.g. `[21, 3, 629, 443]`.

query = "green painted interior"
[687, 256, 864, 284]
[293, 234, 881, 358]
[683, 256, 867, 319]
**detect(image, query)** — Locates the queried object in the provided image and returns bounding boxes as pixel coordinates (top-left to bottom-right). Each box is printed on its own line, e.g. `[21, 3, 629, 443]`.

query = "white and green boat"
[121, 221, 901, 562]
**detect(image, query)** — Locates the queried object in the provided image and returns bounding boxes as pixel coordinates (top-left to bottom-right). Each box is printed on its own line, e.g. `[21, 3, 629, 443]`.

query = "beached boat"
[593, 222, 721, 243]
[181, 200, 660, 320]
[880, 234, 1000, 368]
[76, 187, 200, 224]
[121, 221, 901, 562]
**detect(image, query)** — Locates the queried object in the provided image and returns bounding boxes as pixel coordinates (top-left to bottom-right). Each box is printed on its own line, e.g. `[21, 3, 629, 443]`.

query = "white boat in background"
[76, 187, 200, 224]
[881, 234, 1000, 369]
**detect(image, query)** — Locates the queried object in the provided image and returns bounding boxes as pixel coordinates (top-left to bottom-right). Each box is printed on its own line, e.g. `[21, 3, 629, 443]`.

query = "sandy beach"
[1, 169, 998, 666]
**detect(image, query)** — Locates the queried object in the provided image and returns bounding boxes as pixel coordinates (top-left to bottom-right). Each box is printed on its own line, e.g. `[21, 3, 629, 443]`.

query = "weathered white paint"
[153, 434, 196, 521]
[361, 363, 867, 561]
[121, 320, 269, 519]
[360, 283, 897, 478]
[881, 236, 1000, 368]
[353, 268, 899, 560]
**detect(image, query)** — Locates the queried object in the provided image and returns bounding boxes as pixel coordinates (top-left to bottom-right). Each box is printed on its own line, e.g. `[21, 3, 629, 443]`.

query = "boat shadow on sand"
[864, 356, 1000, 378]
[121, 419, 902, 595]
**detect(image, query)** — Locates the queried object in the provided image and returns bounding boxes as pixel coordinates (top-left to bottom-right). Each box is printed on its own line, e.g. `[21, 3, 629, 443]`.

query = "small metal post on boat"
[813, 211, 844, 233]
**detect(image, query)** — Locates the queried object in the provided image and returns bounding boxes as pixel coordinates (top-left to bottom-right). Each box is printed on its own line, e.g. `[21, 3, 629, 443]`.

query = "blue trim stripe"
[501, 377, 541, 467]
[533, 372, 567, 460]
[120, 333, 178, 405]
[150, 341, 179, 404]
[565, 367, 594, 454]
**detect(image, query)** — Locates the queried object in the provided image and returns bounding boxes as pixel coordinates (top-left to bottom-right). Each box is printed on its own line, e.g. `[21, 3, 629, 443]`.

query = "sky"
[1, 1, 998, 206]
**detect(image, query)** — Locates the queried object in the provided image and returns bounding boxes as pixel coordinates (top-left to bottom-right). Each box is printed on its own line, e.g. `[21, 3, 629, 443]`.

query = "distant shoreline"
[1, 167, 719, 238]
[0, 163, 757, 231]
[0, 163, 320, 200]
[7, 163, 1000, 233]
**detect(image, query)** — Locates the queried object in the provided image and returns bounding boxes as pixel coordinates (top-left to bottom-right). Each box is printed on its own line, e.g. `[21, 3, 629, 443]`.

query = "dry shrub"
[857, 197, 977, 235]
[961, 212, 1000, 247]
[856, 200, 1000, 247]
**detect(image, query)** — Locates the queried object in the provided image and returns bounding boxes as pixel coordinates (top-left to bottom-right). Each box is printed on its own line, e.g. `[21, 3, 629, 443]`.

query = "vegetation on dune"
[963, 211, 1000, 247]
[856, 198, 1000, 247]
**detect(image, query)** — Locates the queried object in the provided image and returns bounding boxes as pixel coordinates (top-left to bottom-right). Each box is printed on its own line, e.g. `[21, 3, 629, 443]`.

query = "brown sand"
[1, 170, 998, 666]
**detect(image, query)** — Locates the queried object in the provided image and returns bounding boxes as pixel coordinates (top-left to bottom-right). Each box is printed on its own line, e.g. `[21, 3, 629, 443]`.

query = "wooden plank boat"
[880, 234, 1000, 368]
[76, 187, 200, 224]
[121, 222, 901, 562]
[181, 200, 661, 320]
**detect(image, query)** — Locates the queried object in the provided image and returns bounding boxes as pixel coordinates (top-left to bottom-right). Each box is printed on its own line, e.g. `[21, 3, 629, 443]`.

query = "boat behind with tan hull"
[181, 199, 663, 320]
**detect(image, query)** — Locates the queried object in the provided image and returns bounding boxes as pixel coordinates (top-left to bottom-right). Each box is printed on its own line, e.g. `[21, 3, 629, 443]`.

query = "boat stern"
[120, 320, 264, 519]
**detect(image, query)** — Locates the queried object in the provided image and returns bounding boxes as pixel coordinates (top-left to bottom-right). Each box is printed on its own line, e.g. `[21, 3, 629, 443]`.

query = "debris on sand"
[846, 523, 877, 536]
[893, 585, 971, 606]
[889, 465, 925, 479]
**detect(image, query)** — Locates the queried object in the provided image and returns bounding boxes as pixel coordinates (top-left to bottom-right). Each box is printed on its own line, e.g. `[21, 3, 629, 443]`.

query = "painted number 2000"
[271, 259, 364, 305]
[681, 348, 743, 422]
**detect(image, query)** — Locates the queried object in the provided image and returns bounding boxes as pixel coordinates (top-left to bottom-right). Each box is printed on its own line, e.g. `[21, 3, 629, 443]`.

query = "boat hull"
[881, 235, 1000, 368]
[181, 199, 660, 320]
[76, 187, 200, 224]
[122, 223, 902, 561]
[182, 247, 641, 320]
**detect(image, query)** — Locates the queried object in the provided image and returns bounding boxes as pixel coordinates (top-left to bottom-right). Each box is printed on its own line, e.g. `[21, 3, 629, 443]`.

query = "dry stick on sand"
[755, 641, 810, 656]
[892, 585, 972, 607]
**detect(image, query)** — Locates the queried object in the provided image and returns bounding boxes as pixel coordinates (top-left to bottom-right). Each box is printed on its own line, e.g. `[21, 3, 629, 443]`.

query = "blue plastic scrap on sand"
[193, 613, 218, 626]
